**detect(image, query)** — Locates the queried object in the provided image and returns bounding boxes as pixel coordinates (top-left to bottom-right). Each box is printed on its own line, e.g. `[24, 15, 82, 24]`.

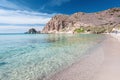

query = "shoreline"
[110, 33, 120, 42]
[46, 35, 120, 80]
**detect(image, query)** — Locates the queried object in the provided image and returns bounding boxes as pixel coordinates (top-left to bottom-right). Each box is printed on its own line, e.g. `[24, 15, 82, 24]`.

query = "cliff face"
[42, 8, 120, 33]
[42, 15, 69, 33]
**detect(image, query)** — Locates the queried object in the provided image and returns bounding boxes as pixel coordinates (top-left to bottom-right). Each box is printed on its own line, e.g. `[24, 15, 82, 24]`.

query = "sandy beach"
[47, 35, 120, 80]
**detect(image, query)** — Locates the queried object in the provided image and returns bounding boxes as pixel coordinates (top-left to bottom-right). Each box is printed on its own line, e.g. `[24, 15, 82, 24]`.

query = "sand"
[47, 35, 120, 80]
[93, 35, 120, 80]
[110, 33, 120, 41]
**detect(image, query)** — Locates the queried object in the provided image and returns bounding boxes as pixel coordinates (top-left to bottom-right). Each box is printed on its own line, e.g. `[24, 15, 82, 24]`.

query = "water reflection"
[45, 34, 66, 43]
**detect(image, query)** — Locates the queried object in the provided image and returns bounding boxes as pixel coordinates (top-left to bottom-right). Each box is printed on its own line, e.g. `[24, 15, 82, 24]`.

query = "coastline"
[46, 35, 120, 80]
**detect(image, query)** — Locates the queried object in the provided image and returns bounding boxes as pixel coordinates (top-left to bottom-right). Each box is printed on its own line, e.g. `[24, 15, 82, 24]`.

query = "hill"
[42, 8, 120, 34]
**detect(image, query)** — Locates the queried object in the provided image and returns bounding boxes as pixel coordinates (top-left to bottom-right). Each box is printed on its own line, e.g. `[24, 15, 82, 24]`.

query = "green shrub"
[74, 28, 85, 33]
[74, 26, 114, 34]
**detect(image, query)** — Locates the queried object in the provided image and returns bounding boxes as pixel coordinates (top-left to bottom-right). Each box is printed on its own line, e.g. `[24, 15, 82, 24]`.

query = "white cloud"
[0, 0, 31, 10]
[0, 9, 54, 24]
[0, 9, 55, 33]
[0, 0, 20, 9]
[0, 0, 56, 33]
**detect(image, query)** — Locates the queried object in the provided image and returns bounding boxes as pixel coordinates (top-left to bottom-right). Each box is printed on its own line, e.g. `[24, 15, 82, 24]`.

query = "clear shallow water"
[0, 34, 105, 80]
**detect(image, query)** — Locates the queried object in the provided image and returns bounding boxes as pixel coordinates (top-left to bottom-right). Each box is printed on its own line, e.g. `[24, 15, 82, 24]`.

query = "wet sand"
[47, 35, 120, 80]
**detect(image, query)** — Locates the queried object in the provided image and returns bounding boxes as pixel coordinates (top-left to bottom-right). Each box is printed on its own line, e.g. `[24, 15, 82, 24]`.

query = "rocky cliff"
[42, 8, 120, 34]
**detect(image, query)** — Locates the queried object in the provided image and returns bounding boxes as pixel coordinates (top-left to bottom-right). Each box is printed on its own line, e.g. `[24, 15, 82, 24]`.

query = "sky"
[0, 0, 120, 33]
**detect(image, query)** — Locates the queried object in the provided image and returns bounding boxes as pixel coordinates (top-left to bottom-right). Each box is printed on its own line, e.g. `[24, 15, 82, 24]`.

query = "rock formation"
[42, 8, 120, 34]
[25, 28, 40, 34]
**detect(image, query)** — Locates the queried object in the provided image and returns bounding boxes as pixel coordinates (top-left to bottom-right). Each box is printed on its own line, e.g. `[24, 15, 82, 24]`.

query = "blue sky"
[0, 0, 120, 33]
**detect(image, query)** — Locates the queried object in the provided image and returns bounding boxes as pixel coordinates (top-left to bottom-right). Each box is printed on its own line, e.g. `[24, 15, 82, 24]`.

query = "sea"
[0, 33, 105, 80]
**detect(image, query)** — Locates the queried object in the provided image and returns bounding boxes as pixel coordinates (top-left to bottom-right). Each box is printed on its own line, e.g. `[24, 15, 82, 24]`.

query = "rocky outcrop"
[25, 28, 40, 34]
[42, 15, 69, 33]
[42, 8, 120, 33]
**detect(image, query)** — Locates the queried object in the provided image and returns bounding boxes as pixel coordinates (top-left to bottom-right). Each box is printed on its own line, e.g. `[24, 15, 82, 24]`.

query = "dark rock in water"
[0, 62, 8, 66]
[26, 28, 38, 34]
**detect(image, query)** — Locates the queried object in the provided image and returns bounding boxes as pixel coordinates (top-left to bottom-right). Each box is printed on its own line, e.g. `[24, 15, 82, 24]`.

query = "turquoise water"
[0, 34, 105, 80]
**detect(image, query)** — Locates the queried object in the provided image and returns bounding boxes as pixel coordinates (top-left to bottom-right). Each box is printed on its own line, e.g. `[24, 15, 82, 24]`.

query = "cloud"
[0, 0, 31, 10]
[0, 0, 20, 9]
[0, 9, 55, 33]
[0, 0, 58, 33]
[0, 9, 54, 24]
[49, 0, 71, 6]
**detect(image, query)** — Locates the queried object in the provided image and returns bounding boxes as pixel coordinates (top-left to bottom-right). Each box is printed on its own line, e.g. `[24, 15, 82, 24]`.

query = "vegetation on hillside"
[74, 26, 114, 34]
[74, 28, 85, 33]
